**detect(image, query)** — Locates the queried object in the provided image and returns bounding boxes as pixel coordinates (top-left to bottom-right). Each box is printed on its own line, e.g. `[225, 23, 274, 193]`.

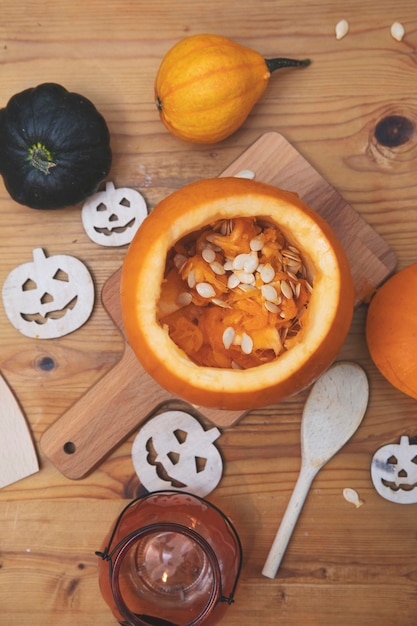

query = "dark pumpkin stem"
[265, 57, 311, 73]
[27, 141, 57, 175]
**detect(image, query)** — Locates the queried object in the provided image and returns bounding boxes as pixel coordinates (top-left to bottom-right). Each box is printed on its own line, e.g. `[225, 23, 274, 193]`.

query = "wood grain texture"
[1, 1, 417, 625]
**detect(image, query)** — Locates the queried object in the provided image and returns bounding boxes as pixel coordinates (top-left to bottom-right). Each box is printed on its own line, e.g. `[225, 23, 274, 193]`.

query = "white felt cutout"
[2, 248, 94, 339]
[132, 410, 223, 497]
[371, 436, 417, 504]
[81, 181, 147, 246]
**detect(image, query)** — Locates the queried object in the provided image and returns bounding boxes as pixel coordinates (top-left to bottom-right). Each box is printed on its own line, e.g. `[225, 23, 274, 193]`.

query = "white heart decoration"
[132, 410, 223, 497]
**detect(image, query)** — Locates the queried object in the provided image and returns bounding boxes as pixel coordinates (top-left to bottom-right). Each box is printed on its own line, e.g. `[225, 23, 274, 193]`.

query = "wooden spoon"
[262, 361, 369, 579]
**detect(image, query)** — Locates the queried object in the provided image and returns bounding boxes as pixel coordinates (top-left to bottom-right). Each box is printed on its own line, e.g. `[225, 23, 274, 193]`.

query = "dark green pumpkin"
[0, 83, 112, 209]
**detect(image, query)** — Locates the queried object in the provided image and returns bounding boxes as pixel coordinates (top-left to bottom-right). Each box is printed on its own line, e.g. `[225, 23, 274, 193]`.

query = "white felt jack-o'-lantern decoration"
[371, 436, 417, 504]
[132, 410, 223, 497]
[81, 181, 148, 246]
[2, 248, 94, 339]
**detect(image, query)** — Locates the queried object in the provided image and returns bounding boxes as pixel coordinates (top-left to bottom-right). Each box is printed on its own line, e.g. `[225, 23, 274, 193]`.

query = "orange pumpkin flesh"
[366, 264, 417, 400]
[121, 178, 354, 410]
[158, 216, 312, 369]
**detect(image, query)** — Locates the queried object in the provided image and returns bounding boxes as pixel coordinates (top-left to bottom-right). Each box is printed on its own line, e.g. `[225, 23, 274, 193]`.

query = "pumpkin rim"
[121, 178, 354, 410]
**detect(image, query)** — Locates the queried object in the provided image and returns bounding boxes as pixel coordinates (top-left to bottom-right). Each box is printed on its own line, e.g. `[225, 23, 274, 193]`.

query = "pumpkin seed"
[241, 332, 253, 354]
[196, 282, 216, 298]
[222, 326, 236, 349]
[265, 301, 279, 313]
[243, 251, 259, 273]
[176, 292, 193, 306]
[280, 280, 293, 299]
[174, 253, 187, 270]
[391, 22, 405, 41]
[262, 284, 279, 302]
[260, 263, 275, 283]
[227, 273, 241, 289]
[237, 271, 256, 285]
[335, 19, 349, 40]
[202, 247, 216, 263]
[250, 236, 264, 251]
[187, 270, 196, 289]
[210, 261, 226, 275]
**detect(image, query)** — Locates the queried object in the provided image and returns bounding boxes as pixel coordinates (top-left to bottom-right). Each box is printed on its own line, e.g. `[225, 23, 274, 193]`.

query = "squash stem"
[27, 141, 57, 175]
[265, 57, 311, 73]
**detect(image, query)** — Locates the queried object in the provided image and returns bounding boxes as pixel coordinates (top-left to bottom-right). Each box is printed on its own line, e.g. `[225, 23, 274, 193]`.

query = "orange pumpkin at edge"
[121, 177, 354, 411]
[366, 263, 417, 400]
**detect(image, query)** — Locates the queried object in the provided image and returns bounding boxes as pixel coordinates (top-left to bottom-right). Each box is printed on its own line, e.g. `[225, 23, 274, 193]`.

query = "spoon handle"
[262, 462, 319, 579]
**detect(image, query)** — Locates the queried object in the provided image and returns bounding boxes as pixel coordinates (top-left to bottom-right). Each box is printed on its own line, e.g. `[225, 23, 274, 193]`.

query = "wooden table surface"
[1, 1, 417, 624]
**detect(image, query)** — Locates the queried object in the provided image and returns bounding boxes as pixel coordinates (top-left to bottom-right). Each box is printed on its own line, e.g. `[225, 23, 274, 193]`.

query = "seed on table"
[196, 282, 216, 298]
[335, 18, 349, 40]
[280, 280, 293, 299]
[391, 21, 405, 41]
[222, 326, 236, 349]
[241, 332, 253, 354]
[234, 169, 255, 179]
[202, 247, 216, 263]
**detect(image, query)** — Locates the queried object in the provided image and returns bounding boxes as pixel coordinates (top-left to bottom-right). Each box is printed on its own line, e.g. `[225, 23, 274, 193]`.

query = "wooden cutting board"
[40, 131, 396, 480]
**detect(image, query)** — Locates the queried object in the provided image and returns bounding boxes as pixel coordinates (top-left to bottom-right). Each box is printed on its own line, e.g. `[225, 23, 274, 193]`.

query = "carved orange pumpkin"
[155, 34, 310, 144]
[121, 178, 354, 410]
[366, 263, 417, 399]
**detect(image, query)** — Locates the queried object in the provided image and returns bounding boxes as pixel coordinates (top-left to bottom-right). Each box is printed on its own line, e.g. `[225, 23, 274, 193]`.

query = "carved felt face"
[132, 410, 223, 497]
[2, 248, 94, 339]
[371, 436, 417, 504]
[81, 181, 147, 246]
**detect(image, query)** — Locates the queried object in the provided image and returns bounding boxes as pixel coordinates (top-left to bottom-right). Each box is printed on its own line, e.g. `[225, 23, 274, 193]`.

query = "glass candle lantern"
[96, 491, 242, 626]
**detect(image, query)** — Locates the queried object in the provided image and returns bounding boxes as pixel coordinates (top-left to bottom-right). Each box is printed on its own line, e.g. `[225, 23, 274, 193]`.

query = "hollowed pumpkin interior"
[157, 216, 313, 370]
[121, 178, 353, 410]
